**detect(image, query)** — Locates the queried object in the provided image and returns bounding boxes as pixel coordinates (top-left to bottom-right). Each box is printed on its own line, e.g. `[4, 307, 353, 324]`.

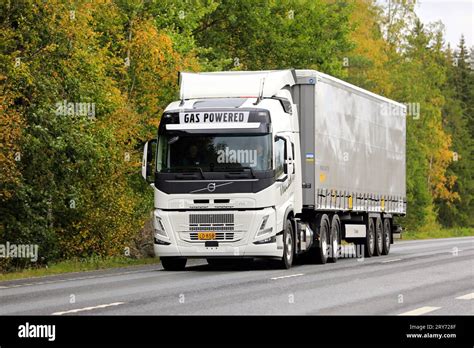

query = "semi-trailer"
[141, 69, 406, 270]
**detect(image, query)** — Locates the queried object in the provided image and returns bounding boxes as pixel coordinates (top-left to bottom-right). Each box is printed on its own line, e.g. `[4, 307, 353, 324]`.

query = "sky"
[415, 0, 473, 49]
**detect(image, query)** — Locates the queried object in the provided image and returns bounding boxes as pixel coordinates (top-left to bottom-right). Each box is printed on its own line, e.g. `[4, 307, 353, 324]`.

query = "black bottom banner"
[0, 315, 472, 347]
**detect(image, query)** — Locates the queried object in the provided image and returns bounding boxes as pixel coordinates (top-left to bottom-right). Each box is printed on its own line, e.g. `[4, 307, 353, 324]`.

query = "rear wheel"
[278, 219, 294, 269]
[374, 216, 383, 256]
[364, 218, 375, 258]
[328, 214, 341, 263]
[308, 214, 330, 264]
[382, 218, 391, 255]
[161, 257, 187, 271]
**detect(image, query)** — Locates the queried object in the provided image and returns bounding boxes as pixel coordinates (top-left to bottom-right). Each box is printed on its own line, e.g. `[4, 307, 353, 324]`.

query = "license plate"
[198, 232, 216, 240]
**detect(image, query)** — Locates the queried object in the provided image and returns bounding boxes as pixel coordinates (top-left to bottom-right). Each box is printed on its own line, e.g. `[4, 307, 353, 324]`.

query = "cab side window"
[274, 138, 286, 178]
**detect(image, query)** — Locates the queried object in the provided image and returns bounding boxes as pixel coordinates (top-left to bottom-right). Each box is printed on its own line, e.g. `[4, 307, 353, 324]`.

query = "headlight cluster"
[154, 215, 170, 245]
[255, 214, 274, 241]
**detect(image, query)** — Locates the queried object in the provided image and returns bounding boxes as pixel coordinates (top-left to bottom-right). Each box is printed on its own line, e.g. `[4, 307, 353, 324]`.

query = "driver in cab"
[182, 144, 201, 166]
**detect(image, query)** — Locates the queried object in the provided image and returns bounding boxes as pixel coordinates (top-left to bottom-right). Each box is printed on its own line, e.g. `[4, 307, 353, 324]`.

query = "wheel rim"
[333, 227, 339, 257]
[286, 230, 293, 262]
[377, 225, 383, 251]
[322, 228, 328, 257]
[384, 222, 390, 249]
[369, 228, 374, 252]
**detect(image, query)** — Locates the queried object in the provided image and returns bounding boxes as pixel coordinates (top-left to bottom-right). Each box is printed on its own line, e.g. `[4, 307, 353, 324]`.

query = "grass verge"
[402, 227, 474, 240]
[0, 256, 160, 282]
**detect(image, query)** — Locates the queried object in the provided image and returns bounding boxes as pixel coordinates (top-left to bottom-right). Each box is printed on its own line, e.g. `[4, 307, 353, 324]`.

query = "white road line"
[271, 273, 304, 280]
[52, 302, 125, 315]
[399, 306, 441, 316]
[456, 293, 474, 300]
[382, 258, 402, 263]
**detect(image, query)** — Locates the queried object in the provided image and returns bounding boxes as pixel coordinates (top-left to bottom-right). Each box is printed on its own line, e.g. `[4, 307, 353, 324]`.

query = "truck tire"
[308, 214, 330, 264]
[364, 218, 375, 258]
[382, 218, 391, 255]
[161, 257, 187, 271]
[328, 214, 341, 263]
[278, 219, 294, 269]
[374, 216, 383, 256]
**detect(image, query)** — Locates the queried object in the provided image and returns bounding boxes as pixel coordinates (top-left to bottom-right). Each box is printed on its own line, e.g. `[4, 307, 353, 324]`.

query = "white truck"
[141, 69, 406, 270]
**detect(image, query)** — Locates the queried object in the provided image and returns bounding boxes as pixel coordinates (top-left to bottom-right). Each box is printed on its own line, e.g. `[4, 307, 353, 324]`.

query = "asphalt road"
[0, 237, 472, 315]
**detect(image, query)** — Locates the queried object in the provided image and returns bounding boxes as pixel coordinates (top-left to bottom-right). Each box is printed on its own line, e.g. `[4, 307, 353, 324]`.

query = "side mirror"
[141, 139, 157, 182]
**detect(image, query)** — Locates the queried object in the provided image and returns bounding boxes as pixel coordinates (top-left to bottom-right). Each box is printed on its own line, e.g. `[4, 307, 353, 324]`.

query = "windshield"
[157, 133, 272, 172]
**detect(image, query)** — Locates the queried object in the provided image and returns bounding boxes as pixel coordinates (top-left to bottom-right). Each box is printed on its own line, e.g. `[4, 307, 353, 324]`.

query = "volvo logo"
[190, 181, 234, 194]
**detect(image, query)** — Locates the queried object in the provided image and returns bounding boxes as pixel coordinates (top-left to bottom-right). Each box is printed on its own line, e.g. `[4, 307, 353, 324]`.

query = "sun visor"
[179, 70, 296, 100]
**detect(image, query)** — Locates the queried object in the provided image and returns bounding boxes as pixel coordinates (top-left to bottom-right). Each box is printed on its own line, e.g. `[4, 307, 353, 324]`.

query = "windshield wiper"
[163, 167, 205, 179]
[215, 166, 256, 179]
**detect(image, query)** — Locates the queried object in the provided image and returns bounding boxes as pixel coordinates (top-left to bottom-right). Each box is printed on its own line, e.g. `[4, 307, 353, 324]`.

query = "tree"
[194, 0, 354, 76]
[436, 36, 474, 227]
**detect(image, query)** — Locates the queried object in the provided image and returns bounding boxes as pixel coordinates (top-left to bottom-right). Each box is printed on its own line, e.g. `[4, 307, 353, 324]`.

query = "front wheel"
[278, 219, 294, 269]
[161, 257, 187, 271]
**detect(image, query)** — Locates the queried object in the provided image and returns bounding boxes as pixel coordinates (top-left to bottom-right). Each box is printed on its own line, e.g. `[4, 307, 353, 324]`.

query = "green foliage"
[436, 37, 474, 227]
[194, 0, 354, 76]
[402, 227, 474, 240]
[0, 0, 196, 271]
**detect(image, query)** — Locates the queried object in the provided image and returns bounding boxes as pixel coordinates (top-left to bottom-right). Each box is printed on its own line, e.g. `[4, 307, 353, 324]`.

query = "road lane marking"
[52, 302, 125, 315]
[271, 273, 304, 280]
[399, 306, 441, 316]
[382, 258, 402, 263]
[456, 293, 474, 300]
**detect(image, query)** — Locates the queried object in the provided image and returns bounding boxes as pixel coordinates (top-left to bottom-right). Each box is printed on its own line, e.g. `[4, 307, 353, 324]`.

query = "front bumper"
[152, 208, 283, 258]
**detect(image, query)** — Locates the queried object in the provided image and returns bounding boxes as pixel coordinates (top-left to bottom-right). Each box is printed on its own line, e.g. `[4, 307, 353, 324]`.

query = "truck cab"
[142, 70, 303, 270]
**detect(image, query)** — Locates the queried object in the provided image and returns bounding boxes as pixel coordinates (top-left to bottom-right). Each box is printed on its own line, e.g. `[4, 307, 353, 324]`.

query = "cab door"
[274, 135, 295, 232]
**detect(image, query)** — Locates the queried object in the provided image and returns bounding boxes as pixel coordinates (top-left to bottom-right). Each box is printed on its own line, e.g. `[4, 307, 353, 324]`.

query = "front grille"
[179, 213, 243, 242]
[189, 214, 234, 231]
[189, 214, 234, 224]
[189, 232, 235, 241]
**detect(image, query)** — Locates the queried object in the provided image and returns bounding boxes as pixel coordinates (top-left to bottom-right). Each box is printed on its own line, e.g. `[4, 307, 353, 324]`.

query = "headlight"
[256, 215, 273, 237]
[154, 216, 168, 238]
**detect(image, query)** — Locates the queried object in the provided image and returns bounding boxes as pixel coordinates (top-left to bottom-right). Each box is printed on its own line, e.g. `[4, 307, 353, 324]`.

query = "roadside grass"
[402, 227, 474, 240]
[0, 256, 160, 282]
